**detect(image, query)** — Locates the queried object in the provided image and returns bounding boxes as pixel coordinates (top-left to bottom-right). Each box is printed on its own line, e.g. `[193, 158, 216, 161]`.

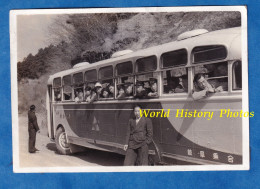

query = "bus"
[46, 27, 243, 165]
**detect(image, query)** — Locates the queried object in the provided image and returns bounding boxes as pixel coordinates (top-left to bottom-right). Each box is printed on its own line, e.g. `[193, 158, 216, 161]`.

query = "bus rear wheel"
[55, 127, 71, 155]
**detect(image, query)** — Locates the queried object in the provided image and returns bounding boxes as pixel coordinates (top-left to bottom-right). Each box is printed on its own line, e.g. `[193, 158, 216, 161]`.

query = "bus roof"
[48, 27, 241, 85]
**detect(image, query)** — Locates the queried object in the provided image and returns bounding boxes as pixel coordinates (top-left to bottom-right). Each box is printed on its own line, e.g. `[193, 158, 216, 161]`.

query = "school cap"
[30, 105, 36, 110]
[136, 81, 144, 87]
[149, 78, 157, 84]
[117, 84, 125, 90]
[124, 82, 132, 87]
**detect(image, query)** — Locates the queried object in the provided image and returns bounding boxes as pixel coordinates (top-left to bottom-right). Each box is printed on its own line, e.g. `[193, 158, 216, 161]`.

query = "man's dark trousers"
[124, 144, 148, 165]
[28, 129, 37, 153]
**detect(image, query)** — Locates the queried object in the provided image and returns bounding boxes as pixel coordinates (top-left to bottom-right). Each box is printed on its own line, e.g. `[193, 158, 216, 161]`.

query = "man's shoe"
[29, 151, 36, 153]
[34, 148, 40, 151]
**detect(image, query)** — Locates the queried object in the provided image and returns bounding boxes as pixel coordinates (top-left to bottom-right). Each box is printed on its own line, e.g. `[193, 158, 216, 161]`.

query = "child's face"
[126, 85, 133, 94]
[97, 87, 102, 94]
[103, 91, 109, 98]
[119, 88, 124, 95]
[151, 83, 157, 92]
[85, 90, 91, 96]
[137, 86, 143, 93]
[109, 86, 114, 93]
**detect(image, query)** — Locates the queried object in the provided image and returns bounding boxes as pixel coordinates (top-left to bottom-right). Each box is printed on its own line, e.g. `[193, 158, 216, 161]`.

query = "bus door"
[93, 103, 119, 151]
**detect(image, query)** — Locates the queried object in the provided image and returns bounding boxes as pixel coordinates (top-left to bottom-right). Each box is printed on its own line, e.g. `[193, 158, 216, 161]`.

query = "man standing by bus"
[124, 105, 153, 166]
[28, 105, 40, 153]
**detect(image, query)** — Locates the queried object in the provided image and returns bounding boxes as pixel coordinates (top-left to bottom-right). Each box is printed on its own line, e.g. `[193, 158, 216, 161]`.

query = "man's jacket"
[28, 110, 39, 131]
[125, 117, 153, 149]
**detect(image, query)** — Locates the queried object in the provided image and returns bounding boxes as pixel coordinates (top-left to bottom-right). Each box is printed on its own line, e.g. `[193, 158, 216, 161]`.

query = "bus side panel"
[159, 97, 242, 164]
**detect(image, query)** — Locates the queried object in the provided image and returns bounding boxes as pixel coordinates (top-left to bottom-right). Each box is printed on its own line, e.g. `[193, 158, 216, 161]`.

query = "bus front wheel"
[55, 127, 71, 155]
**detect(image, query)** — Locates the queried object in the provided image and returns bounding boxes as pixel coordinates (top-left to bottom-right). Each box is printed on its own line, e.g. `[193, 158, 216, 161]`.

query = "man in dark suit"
[28, 105, 40, 153]
[124, 105, 153, 165]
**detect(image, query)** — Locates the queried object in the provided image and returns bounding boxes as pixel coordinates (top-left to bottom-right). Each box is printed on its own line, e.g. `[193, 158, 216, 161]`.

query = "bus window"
[161, 49, 187, 68]
[62, 75, 72, 101]
[136, 56, 157, 73]
[99, 66, 114, 99]
[232, 61, 242, 90]
[53, 77, 61, 101]
[192, 45, 227, 64]
[73, 72, 84, 102]
[116, 61, 133, 75]
[115, 61, 134, 99]
[194, 62, 228, 92]
[84, 69, 97, 101]
[163, 68, 188, 94]
[116, 76, 134, 99]
[135, 73, 158, 99]
[85, 69, 97, 82]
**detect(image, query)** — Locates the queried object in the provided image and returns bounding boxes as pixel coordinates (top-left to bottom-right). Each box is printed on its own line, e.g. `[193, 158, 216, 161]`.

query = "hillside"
[17, 11, 241, 121]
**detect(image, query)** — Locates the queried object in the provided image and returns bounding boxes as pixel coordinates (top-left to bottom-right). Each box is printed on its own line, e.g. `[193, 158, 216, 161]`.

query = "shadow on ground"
[46, 143, 124, 166]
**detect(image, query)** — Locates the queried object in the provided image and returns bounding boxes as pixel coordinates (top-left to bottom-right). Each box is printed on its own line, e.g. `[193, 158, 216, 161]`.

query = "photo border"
[10, 6, 249, 173]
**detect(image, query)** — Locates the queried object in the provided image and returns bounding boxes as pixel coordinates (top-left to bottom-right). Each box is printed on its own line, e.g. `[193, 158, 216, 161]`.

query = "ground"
[18, 115, 124, 167]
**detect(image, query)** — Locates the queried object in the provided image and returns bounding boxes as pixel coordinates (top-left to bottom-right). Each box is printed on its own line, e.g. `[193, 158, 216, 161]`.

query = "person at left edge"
[124, 105, 153, 166]
[28, 105, 40, 153]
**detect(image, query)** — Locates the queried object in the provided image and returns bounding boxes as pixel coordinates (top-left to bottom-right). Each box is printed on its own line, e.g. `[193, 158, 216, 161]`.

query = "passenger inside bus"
[117, 84, 125, 99]
[107, 84, 114, 98]
[163, 69, 187, 94]
[192, 62, 228, 101]
[125, 83, 133, 97]
[63, 92, 72, 101]
[147, 78, 158, 97]
[84, 86, 92, 102]
[75, 89, 84, 102]
[86, 82, 102, 103]
[135, 81, 148, 99]
[192, 73, 223, 100]
[117, 83, 133, 99]
[54, 89, 61, 101]
[100, 87, 111, 99]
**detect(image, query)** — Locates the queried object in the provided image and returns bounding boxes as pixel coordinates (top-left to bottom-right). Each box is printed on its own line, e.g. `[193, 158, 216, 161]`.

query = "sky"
[17, 14, 58, 62]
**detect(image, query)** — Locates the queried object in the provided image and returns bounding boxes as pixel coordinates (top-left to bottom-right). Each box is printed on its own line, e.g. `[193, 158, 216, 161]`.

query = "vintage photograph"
[10, 6, 249, 172]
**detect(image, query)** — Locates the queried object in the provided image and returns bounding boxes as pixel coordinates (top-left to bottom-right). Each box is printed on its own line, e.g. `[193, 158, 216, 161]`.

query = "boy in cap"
[147, 78, 158, 98]
[135, 81, 148, 99]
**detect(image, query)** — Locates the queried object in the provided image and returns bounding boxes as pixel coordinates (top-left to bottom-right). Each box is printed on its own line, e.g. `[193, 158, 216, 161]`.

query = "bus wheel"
[55, 127, 71, 155]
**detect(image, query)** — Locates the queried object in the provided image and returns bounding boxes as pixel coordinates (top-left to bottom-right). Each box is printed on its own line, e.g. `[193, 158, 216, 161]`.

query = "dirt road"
[18, 115, 124, 168]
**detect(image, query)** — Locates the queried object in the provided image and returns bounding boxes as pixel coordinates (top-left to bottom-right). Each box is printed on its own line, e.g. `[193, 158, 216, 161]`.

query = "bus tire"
[55, 127, 71, 155]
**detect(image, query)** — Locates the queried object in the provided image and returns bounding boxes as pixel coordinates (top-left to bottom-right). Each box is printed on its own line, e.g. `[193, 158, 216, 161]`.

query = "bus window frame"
[62, 75, 73, 102]
[231, 60, 242, 92]
[98, 65, 114, 80]
[191, 61, 229, 96]
[191, 45, 228, 64]
[135, 55, 158, 74]
[97, 65, 115, 101]
[84, 69, 98, 82]
[160, 66, 189, 97]
[72, 72, 84, 102]
[160, 48, 188, 69]
[115, 61, 133, 77]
